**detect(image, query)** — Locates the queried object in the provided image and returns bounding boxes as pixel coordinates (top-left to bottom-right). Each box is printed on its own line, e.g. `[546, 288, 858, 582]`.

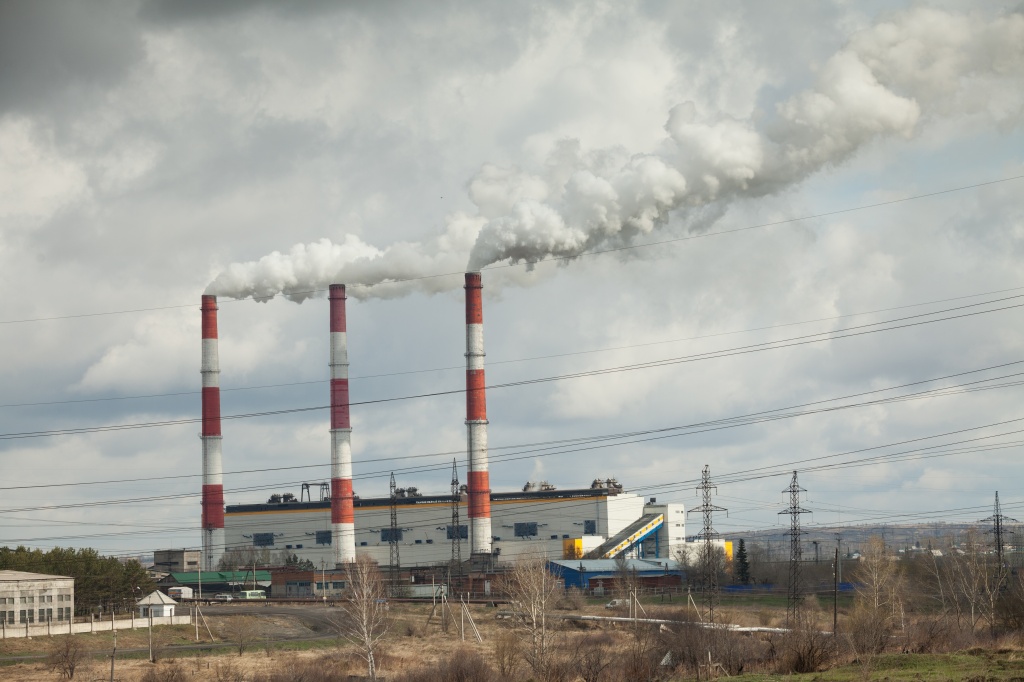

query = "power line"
[1, 360, 1020, 492]
[6, 284, 1023, 410]
[2, 294, 1020, 442]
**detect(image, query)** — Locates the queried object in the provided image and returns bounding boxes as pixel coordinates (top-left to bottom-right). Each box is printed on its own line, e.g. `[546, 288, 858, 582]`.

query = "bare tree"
[47, 636, 84, 679]
[614, 554, 640, 602]
[848, 537, 905, 653]
[577, 633, 613, 682]
[224, 616, 261, 656]
[333, 556, 391, 680]
[498, 553, 561, 678]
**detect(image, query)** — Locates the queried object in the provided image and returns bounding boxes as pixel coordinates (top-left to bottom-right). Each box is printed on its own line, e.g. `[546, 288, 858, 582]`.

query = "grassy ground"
[1, 599, 1022, 681]
[738, 650, 1024, 682]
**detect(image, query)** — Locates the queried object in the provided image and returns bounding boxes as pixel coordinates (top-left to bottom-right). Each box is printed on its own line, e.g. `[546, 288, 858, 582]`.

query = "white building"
[0, 570, 74, 626]
[224, 484, 682, 567]
[137, 590, 177, 618]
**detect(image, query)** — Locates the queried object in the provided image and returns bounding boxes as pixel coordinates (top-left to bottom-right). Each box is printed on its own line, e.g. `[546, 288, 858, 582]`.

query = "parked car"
[604, 599, 625, 609]
[213, 594, 233, 601]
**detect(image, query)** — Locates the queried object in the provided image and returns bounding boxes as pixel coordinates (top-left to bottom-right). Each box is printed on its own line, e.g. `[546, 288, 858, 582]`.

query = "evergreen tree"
[0, 546, 154, 615]
[735, 539, 751, 585]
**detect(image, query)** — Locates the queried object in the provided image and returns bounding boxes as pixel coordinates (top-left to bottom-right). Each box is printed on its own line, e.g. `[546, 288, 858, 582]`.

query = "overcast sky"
[1, 0, 1023, 558]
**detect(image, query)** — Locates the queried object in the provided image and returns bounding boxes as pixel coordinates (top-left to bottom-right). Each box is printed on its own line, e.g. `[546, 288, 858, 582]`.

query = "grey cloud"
[0, 0, 144, 114]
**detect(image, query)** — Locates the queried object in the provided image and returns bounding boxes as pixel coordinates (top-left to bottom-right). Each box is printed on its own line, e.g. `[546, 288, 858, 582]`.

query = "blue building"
[547, 558, 683, 591]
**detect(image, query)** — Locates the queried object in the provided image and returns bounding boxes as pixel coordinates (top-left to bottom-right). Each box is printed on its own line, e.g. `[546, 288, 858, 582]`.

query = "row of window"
[0, 594, 70, 605]
[4, 607, 73, 625]
[250, 520, 602, 547]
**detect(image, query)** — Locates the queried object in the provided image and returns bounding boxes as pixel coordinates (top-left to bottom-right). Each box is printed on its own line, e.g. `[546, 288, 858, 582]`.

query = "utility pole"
[687, 465, 727, 625]
[981, 491, 1018, 565]
[321, 560, 327, 607]
[835, 533, 842, 584]
[833, 547, 838, 636]
[109, 628, 116, 682]
[779, 471, 810, 626]
[450, 459, 462, 580]
[389, 472, 401, 596]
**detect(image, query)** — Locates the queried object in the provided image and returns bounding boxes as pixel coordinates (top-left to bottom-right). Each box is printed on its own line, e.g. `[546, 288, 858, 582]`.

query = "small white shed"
[137, 590, 177, 618]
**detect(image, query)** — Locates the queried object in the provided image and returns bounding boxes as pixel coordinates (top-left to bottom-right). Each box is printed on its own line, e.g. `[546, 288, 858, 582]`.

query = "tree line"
[0, 546, 154, 616]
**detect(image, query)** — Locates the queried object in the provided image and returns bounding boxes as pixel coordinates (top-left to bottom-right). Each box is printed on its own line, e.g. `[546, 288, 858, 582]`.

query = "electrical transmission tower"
[389, 472, 401, 595]
[980, 491, 1018, 565]
[688, 465, 727, 624]
[779, 470, 811, 625]
[450, 459, 463, 580]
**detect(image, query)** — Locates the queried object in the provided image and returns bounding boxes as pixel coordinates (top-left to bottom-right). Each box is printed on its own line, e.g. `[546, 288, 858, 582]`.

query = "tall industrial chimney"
[465, 272, 492, 554]
[200, 295, 225, 571]
[329, 284, 356, 564]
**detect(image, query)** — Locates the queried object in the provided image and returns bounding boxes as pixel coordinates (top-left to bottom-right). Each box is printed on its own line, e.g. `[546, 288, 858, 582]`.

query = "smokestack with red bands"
[201, 295, 225, 570]
[330, 284, 356, 564]
[465, 272, 492, 554]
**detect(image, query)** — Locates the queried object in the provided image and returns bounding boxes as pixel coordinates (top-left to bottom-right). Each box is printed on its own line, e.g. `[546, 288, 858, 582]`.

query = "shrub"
[47, 636, 84, 680]
[394, 648, 494, 682]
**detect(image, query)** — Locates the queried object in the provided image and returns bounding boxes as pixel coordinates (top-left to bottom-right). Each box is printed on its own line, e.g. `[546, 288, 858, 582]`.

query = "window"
[45, 608, 52, 621]
[57, 608, 64, 622]
[584, 520, 597, 534]
[446, 525, 468, 540]
[514, 522, 538, 538]
[315, 530, 332, 545]
[28, 610, 34, 623]
[6, 611, 13, 624]
[47, 595, 53, 603]
[380, 528, 403, 542]
[19, 610, 26, 624]
[331, 581, 345, 589]
[39, 609, 46, 622]
[252, 533, 275, 547]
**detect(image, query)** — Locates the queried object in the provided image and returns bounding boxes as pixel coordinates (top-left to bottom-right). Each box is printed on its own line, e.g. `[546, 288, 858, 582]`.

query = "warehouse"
[0, 570, 75, 626]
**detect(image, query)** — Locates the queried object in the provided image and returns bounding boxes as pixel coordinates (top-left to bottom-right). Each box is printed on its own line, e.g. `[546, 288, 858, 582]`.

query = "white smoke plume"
[206, 7, 1023, 302]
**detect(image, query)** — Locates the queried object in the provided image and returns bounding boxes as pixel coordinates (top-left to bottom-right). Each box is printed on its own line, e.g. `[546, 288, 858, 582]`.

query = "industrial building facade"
[0, 571, 75, 626]
[224, 487, 686, 567]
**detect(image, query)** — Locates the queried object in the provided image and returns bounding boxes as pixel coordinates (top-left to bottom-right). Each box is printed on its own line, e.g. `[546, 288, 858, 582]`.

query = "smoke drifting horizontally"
[205, 7, 1024, 303]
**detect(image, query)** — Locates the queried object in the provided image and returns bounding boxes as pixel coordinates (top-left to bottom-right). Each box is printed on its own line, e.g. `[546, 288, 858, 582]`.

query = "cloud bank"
[205, 6, 1023, 302]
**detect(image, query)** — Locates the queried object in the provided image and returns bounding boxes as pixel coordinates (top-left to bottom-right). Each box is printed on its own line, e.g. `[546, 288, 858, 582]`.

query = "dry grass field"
[0, 596, 1022, 681]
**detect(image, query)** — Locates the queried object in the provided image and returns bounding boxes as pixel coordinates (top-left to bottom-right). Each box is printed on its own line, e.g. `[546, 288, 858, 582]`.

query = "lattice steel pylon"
[980, 491, 1018, 565]
[450, 459, 463, 579]
[389, 472, 401, 595]
[688, 465, 727, 624]
[779, 471, 811, 625]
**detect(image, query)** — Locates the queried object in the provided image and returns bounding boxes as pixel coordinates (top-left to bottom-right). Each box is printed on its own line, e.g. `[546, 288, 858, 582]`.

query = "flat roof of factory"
[225, 486, 626, 514]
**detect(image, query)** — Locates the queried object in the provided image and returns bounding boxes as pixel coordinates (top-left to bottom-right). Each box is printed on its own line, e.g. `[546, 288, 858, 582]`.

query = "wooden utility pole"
[109, 629, 116, 682]
[833, 547, 839, 636]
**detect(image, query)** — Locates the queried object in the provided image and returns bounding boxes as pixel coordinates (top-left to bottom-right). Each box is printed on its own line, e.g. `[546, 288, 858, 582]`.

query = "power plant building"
[206, 272, 689, 569]
[224, 485, 686, 566]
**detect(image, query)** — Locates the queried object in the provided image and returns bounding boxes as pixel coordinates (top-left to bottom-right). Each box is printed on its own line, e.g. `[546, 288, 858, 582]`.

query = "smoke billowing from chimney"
[205, 8, 1023, 303]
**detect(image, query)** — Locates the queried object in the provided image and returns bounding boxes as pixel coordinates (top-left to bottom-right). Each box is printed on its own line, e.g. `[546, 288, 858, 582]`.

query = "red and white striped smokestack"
[200, 295, 225, 571]
[329, 285, 356, 564]
[465, 272, 492, 554]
